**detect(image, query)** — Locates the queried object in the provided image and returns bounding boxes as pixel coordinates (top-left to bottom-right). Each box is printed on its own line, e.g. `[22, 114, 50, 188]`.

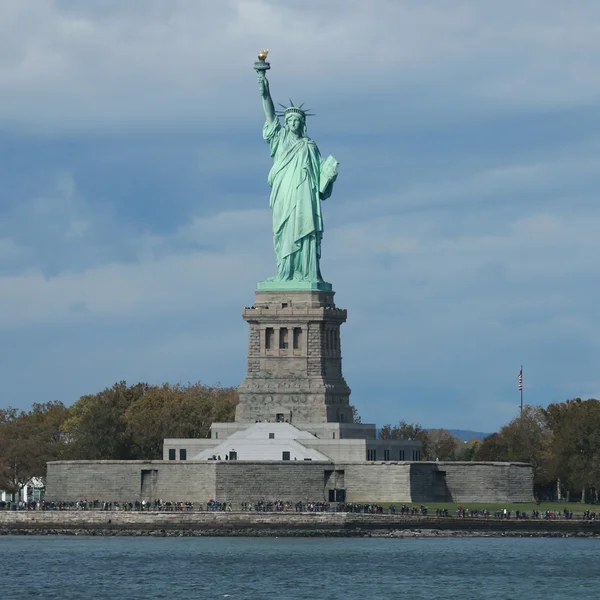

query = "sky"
[1, 0, 600, 432]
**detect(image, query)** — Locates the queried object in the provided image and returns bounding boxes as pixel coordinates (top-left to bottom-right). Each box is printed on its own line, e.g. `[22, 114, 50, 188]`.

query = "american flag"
[518, 368, 523, 391]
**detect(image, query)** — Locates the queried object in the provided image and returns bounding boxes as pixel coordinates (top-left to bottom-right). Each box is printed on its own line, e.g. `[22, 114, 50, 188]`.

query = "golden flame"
[258, 49, 269, 62]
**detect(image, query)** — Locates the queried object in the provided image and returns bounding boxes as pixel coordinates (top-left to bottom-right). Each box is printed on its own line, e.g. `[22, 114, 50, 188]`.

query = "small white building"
[164, 422, 421, 463]
[194, 422, 330, 461]
[0, 477, 45, 504]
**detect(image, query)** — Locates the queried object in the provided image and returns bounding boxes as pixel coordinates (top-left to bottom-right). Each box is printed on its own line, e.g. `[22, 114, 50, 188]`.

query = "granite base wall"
[46, 461, 217, 502]
[440, 462, 534, 503]
[341, 463, 412, 503]
[408, 462, 534, 503]
[46, 461, 534, 504]
[215, 462, 330, 504]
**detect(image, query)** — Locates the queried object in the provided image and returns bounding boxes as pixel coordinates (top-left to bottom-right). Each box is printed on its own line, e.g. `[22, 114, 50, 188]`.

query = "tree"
[428, 429, 459, 461]
[543, 399, 600, 502]
[378, 424, 393, 439]
[473, 406, 549, 482]
[454, 437, 480, 461]
[350, 405, 361, 424]
[377, 420, 430, 459]
[0, 402, 70, 491]
[473, 432, 509, 462]
[124, 383, 238, 459]
[0, 380, 241, 477]
[0, 410, 34, 492]
[62, 381, 149, 460]
[378, 420, 424, 441]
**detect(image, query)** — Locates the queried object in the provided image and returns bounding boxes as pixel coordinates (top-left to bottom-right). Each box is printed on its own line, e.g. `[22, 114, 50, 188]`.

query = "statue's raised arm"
[254, 50, 276, 124]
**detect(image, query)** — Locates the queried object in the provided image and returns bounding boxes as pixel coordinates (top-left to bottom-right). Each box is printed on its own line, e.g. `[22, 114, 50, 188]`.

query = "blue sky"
[1, 0, 600, 432]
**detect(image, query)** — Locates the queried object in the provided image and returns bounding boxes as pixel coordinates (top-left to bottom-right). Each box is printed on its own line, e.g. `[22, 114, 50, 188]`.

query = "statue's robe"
[263, 118, 325, 282]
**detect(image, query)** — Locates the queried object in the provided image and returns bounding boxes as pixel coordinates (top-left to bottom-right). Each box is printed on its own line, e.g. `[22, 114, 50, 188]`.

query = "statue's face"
[286, 116, 303, 135]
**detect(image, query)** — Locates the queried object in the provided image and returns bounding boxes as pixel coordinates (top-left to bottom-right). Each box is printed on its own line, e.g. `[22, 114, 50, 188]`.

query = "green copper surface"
[255, 56, 338, 291]
[256, 279, 333, 292]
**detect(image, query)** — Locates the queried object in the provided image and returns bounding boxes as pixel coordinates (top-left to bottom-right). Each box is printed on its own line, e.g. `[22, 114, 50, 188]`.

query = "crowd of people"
[0, 498, 596, 520]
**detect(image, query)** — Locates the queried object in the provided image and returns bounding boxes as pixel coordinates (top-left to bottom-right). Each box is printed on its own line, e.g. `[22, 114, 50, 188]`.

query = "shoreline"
[1, 512, 598, 538]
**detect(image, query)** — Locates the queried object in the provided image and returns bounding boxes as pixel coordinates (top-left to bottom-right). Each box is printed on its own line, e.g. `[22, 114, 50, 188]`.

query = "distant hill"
[445, 429, 491, 441]
[375, 428, 492, 441]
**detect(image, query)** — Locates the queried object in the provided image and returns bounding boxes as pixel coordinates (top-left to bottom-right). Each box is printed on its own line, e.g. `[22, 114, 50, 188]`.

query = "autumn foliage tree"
[427, 429, 461, 461]
[475, 400, 600, 502]
[0, 402, 70, 491]
[0, 381, 238, 485]
[123, 383, 238, 459]
[473, 406, 548, 478]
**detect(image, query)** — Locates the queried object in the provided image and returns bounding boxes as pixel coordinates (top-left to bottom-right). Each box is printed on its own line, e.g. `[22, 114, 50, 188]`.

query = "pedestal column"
[236, 289, 352, 425]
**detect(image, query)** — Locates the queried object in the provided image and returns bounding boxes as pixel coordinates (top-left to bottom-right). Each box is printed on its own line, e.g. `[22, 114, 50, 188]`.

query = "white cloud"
[1, 0, 599, 133]
[0, 237, 31, 264]
[0, 205, 273, 328]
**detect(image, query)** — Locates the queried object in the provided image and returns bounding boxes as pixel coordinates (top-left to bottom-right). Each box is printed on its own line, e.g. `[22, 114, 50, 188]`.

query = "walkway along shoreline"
[1, 512, 599, 537]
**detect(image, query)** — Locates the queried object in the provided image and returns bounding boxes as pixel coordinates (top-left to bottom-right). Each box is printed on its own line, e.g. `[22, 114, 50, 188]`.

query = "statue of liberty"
[254, 51, 338, 290]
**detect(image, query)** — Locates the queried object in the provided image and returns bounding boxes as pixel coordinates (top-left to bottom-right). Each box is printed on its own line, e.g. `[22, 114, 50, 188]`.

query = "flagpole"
[520, 365, 523, 415]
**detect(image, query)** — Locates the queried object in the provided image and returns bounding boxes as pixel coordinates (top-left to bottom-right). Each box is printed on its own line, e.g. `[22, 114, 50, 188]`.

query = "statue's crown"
[284, 106, 305, 119]
[276, 100, 315, 121]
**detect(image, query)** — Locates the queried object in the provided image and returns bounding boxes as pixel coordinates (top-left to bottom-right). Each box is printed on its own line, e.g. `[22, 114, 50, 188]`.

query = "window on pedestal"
[265, 327, 274, 350]
[383, 449, 390, 461]
[180, 449, 187, 461]
[293, 327, 302, 350]
[168, 449, 176, 461]
[282, 451, 291, 461]
[399, 449, 405, 461]
[367, 449, 377, 461]
[279, 327, 288, 349]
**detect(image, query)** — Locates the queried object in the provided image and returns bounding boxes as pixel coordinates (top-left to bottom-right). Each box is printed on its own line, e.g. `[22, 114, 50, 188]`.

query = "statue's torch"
[254, 49, 271, 80]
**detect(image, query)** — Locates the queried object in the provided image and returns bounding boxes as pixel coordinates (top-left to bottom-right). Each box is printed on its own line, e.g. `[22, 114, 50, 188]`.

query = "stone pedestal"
[236, 289, 352, 425]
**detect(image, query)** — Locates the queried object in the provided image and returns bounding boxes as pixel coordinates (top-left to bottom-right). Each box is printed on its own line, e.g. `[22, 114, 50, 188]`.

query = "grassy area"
[379, 502, 596, 516]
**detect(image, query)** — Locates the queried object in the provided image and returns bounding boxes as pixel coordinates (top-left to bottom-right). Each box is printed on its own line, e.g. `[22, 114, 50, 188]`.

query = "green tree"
[473, 432, 509, 462]
[544, 398, 600, 502]
[378, 420, 424, 441]
[62, 381, 149, 460]
[124, 383, 238, 459]
[377, 420, 430, 459]
[473, 406, 549, 483]
[0, 402, 69, 490]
